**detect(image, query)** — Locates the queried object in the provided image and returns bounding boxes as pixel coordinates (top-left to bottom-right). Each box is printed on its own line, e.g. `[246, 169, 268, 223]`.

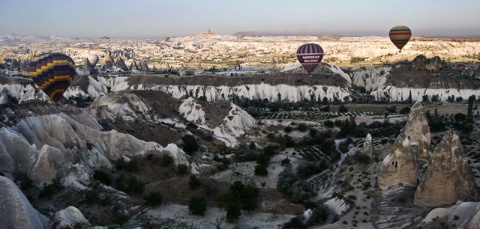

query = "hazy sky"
[1, 0, 479, 38]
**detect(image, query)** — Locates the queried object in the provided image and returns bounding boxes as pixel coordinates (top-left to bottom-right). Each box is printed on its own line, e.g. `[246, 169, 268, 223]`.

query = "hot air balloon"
[389, 25, 412, 52]
[29, 53, 76, 103]
[87, 54, 99, 67]
[456, 63, 465, 73]
[296, 43, 324, 74]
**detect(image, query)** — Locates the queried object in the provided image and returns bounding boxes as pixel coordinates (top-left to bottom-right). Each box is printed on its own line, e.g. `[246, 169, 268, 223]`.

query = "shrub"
[249, 142, 256, 149]
[114, 174, 144, 194]
[277, 167, 298, 194]
[226, 203, 241, 223]
[189, 196, 207, 216]
[283, 217, 306, 229]
[291, 180, 314, 203]
[38, 179, 63, 199]
[160, 154, 174, 167]
[93, 170, 112, 185]
[296, 160, 326, 179]
[284, 126, 293, 133]
[281, 157, 291, 166]
[338, 105, 348, 113]
[144, 192, 163, 207]
[182, 135, 199, 155]
[297, 123, 308, 132]
[115, 158, 139, 172]
[307, 206, 330, 226]
[177, 164, 189, 175]
[189, 175, 201, 189]
[254, 164, 268, 176]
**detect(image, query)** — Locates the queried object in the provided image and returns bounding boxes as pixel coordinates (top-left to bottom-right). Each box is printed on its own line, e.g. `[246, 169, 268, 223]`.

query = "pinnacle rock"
[377, 132, 418, 190]
[414, 130, 478, 207]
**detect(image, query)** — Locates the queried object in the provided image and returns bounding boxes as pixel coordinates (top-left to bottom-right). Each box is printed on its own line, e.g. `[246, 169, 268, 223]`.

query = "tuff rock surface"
[0, 176, 46, 229]
[377, 132, 418, 189]
[363, 133, 373, 158]
[53, 206, 90, 229]
[414, 130, 478, 207]
[403, 101, 431, 146]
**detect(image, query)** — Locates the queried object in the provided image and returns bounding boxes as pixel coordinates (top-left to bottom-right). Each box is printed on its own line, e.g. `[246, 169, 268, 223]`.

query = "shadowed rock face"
[414, 130, 478, 208]
[403, 101, 431, 146]
[377, 132, 418, 190]
[0, 176, 45, 229]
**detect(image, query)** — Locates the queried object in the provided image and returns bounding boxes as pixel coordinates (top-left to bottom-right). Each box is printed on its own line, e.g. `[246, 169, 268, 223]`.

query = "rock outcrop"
[0, 176, 46, 229]
[179, 64, 186, 76]
[363, 133, 373, 158]
[414, 130, 478, 207]
[403, 101, 431, 146]
[377, 132, 418, 189]
[83, 58, 93, 74]
[465, 67, 475, 77]
[115, 56, 128, 71]
[194, 63, 204, 75]
[411, 55, 444, 72]
[129, 60, 139, 70]
[53, 206, 90, 229]
[425, 56, 443, 72]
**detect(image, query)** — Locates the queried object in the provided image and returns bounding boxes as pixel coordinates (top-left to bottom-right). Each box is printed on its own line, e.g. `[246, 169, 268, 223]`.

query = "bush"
[291, 180, 314, 203]
[189, 175, 201, 189]
[296, 160, 326, 179]
[226, 203, 241, 223]
[93, 170, 112, 185]
[297, 123, 308, 132]
[177, 164, 189, 175]
[144, 192, 163, 207]
[161, 154, 174, 167]
[38, 179, 63, 199]
[115, 158, 139, 172]
[182, 135, 199, 155]
[284, 126, 293, 133]
[338, 105, 348, 113]
[283, 217, 306, 229]
[277, 168, 298, 194]
[254, 164, 268, 176]
[324, 120, 334, 128]
[281, 157, 291, 166]
[189, 196, 207, 216]
[263, 145, 277, 157]
[249, 142, 256, 149]
[114, 174, 144, 194]
[399, 106, 411, 114]
[307, 206, 330, 226]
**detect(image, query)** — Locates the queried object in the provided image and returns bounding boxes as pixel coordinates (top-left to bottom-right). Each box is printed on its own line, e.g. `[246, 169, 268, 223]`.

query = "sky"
[1, 0, 479, 38]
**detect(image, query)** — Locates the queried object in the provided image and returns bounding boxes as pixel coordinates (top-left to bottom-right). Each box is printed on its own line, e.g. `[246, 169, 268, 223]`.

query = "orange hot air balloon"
[389, 25, 412, 52]
[296, 43, 324, 74]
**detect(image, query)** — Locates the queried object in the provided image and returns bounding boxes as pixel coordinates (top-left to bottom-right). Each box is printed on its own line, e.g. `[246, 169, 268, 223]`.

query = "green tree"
[277, 168, 298, 194]
[189, 196, 207, 216]
[468, 95, 475, 116]
[182, 135, 199, 155]
[338, 105, 348, 113]
[297, 123, 308, 132]
[93, 170, 112, 185]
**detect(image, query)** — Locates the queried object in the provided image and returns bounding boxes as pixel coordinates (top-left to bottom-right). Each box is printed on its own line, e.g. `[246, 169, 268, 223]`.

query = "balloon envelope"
[296, 43, 324, 74]
[389, 25, 412, 51]
[87, 54, 99, 67]
[29, 53, 76, 103]
[456, 63, 465, 72]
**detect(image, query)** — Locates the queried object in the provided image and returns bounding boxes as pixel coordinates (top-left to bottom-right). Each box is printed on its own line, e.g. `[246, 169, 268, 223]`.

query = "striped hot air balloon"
[29, 53, 76, 103]
[296, 43, 324, 74]
[389, 25, 412, 52]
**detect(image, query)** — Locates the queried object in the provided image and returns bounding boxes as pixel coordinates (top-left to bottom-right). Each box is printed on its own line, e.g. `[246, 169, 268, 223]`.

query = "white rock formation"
[0, 176, 46, 229]
[53, 206, 90, 229]
[414, 130, 478, 208]
[377, 132, 418, 190]
[403, 101, 431, 146]
[363, 133, 373, 158]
